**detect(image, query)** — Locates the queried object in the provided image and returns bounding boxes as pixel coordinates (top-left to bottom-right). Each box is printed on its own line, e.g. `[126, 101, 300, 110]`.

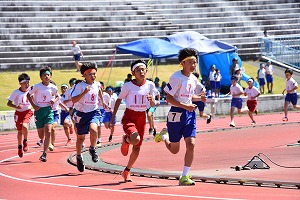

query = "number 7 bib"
[167, 112, 182, 123]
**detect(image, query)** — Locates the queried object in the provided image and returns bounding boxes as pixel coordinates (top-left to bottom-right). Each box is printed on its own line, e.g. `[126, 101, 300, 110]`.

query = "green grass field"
[0, 62, 286, 111]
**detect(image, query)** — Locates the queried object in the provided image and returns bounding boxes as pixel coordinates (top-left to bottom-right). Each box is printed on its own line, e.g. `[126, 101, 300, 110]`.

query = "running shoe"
[76, 155, 85, 172]
[121, 135, 130, 156]
[283, 117, 288, 122]
[18, 147, 23, 158]
[229, 122, 235, 127]
[89, 147, 99, 162]
[121, 170, 133, 182]
[251, 121, 256, 126]
[23, 140, 28, 152]
[153, 127, 157, 136]
[66, 139, 72, 146]
[149, 128, 154, 135]
[206, 114, 212, 124]
[36, 139, 43, 147]
[96, 141, 102, 148]
[179, 175, 195, 186]
[297, 140, 300, 143]
[154, 128, 168, 143]
[109, 134, 113, 142]
[39, 152, 47, 162]
[48, 143, 54, 151]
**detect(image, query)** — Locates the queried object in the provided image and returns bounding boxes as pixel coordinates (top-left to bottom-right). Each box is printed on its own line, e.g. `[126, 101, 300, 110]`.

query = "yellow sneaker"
[48, 143, 54, 151]
[154, 128, 168, 143]
[179, 175, 195, 186]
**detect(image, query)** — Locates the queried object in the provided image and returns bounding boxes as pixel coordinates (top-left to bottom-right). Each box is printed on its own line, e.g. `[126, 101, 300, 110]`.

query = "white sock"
[162, 134, 169, 141]
[97, 138, 101, 142]
[182, 166, 191, 176]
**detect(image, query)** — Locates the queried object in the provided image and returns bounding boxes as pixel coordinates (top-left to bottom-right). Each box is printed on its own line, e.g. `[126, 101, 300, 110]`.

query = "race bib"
[167, 112, 182, 123]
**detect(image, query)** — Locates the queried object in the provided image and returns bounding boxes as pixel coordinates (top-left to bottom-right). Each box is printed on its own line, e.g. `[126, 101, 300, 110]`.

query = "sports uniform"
[285, 77, 298, 105]
[244, 86, 260, 112]
[230, 83, 244, 109]
[192, 80, 206, 112]
[163, 71, 198, 142]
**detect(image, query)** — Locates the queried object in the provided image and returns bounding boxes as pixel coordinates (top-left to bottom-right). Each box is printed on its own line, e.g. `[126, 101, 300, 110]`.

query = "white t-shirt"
[104, 93, 116, 112]
[118, 80, 155, 112]
[71, 81, 101, 113]
[286, 77, 298, 94]
[209, 71, 216, 81]
[7, 89, 31, 112]
[258, 68, 266, 79]
[52, 96, 61, 111]
[194, 81, 206, 94]
[214, 73, 222, 82]
[230, 84, 244, 98]
[61, 87, 73, 109]
[146, 87, 160, 109]
[244, 87, 260, 100]
[71, 45, 81, 55]
[28, 82, 58, 108]
[265, 64, 274, 75]
[164, 70, 197, 105]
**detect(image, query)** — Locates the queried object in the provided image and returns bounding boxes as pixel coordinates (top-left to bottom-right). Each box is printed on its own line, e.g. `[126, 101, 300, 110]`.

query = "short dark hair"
[39, 66, 52, 77]
[192, 72, 200, 78]
[18, 73, 30, 83]
[178, 48, 198, 63]
[69, 78, 77, 86]
[80, 62, 97, 75]
[285, 68, 293, 75]
[130, 59, 147, 71]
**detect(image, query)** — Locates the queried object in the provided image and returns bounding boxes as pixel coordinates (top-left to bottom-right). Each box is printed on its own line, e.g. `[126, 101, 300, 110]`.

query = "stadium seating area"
[0, 0, 299, 69]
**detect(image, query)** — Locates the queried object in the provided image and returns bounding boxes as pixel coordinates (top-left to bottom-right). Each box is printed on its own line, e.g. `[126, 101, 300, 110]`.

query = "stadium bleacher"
[0, 0, 299, 69]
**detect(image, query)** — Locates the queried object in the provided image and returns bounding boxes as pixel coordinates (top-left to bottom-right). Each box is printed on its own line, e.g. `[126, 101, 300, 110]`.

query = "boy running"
[109, 60, 155, 182]
[224, 76, 248, 127]
[7, 73, 33, 158]
[282, 68, 300, 121]
[71, 62, 106, 172]
[103, 87, 117, 142]
[154, 48, 206, 186]
[244, 78, 261, 125]
[27, 66, 59, 162]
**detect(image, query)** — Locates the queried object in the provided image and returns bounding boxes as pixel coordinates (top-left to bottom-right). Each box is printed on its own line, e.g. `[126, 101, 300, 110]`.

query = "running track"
[1, 112, 300, 200]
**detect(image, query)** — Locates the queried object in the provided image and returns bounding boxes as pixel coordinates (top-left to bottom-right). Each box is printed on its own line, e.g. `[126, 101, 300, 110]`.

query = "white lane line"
[0, 155, 244, 200]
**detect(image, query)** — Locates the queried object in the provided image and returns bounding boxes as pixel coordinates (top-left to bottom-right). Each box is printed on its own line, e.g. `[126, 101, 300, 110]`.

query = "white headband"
[248, 79, 254, 83]
[132, 63, 146, 72]
[19, 80, 28, 84]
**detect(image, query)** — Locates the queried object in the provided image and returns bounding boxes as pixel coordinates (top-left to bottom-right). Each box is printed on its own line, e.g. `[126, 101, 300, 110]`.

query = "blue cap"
[231, 76, 238, 81]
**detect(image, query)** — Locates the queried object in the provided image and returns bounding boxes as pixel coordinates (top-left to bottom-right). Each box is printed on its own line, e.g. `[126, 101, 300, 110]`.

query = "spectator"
[214, 69, 222, 98]
[230, 58, 240, 76]
[257, 63, 266, 94]
[71, 40, 83, 72]
[265, 60, 274, 93]
[209, 65, 216, 95]
[160, 81, 167, 101]
[124, 73, 132, 83]
[263, 30, 272, 55]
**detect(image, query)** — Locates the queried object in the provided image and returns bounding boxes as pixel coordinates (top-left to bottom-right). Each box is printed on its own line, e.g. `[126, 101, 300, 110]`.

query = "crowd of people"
[6, 46, 300, 186]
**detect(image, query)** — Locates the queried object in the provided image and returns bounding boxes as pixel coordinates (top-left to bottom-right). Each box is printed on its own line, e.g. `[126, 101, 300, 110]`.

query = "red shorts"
[14, 110, 33, 131]
[121, 108, 146, 147]
[247, 100, 257, 113]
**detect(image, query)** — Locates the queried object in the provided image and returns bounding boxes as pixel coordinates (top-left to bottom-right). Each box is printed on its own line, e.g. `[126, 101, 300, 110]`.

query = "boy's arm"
[109, 99, 122, 127]
[156, 93, 161, 106]
[59, 102, 69, 112]
[166, 93, 196, 112]
[98, 89, 107, 109]
[72, 86, 89, 103]
[26, 93, 39, 111]
[287, 85, 298, 93]
[192, 93, 206, 102]
[7, 100, 21, 109]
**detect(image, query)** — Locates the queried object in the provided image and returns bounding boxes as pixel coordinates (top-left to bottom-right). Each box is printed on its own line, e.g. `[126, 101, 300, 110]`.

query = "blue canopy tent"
[166, 31, 258, 88]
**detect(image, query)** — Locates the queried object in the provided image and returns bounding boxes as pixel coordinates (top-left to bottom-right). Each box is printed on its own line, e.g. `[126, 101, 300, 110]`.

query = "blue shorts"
[74, 53, 81, 61]
[74, 109, 101, 135]
[210, 81, 216, 90]
[146, 106, 156, 114]
[60, 110, 72, 125]
[215, 81, 221, 90]
[285, 93, 298, 105]
[231, 98, 243, 109]
[99, 108, 105, 123]
[266, 74, 273, 83]
[193, 101, 205, 112]
[166, 106, 196, 143]
[259, 78, 265, 86]
[103, 112, 116, 124]
[53, 110, 59, 123]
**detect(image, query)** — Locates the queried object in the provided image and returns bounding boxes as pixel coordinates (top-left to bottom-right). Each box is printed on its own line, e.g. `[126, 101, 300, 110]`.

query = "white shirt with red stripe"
[244, 86, 260, 100]
[164, 70, 197, 105]
[28, 82, 58, 108]
[71, 81, 101, 113]
[118, 80, 155, 112]
[8, 89, 31, 112]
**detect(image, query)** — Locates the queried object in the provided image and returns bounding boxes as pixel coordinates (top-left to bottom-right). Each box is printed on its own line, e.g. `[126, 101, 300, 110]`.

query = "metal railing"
[261, 35, 300, 69]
